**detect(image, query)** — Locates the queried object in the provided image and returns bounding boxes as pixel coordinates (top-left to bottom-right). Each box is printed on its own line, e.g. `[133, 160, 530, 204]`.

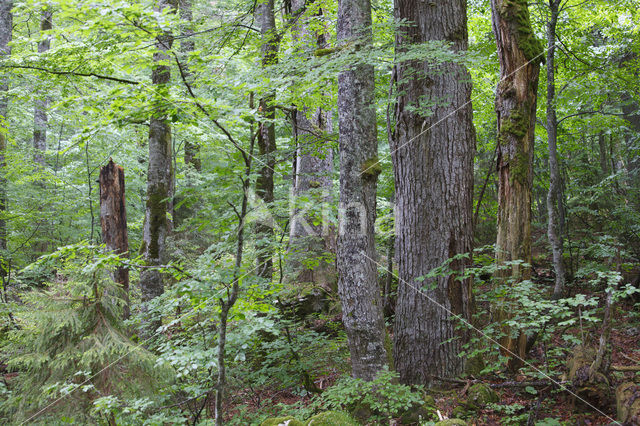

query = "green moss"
[315, 47, 338, 57]
[467, 383, 499, 407]
[306, 411, 359, 425]
[361, 157, 382, 180]
[498, 108, 531, 187]
[261, 416, 305, 426]
[498, 0, 544, 63]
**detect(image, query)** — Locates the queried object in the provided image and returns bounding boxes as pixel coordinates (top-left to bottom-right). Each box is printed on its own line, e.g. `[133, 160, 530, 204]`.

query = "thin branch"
[1, 64, 140, 85]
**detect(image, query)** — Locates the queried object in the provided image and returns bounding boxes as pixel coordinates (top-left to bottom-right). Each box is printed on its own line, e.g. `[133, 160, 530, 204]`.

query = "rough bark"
[288, 0, 336, 291]
[179, 0, 200, 172]
[0, 0, 11, 278]
[545, 0, 566, 300]
[33, 10, 52, 166]
[491, 0, 543, 371]
[392, 0, 476, 385]
[139, 0, 176, 309]
[255, 0, 279, 280]
[336, 0, 387, 381]
[99, 159, 130, 319]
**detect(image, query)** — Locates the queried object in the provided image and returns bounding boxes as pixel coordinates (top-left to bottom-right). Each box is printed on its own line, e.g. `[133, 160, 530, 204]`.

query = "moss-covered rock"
[467, 383, 499, 407]
[451, 405, 470, 419]
[435, 419, 467, 426]
[261, 416, 305, 426]
[350, 402, 374, 423]
[616, 382, 640, 424]
[306, 411, 359, 425]
[399, 404, 436, 424]
[398, 393, 437, 424]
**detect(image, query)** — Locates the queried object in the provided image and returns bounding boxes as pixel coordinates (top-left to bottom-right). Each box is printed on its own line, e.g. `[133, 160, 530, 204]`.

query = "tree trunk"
[392, 0, 476, 385]
[179, 0, 200, 172]
[255, 0, 279, 281]
[33, 10, 52, 166]
[545, 0, 566, 300]
[0, 0, 11, 279]
[288, 0, 336, 291]
[490, 0, 543, 371]
[99, 159, 130, 319]
[336, 0, 387, 381]
[139, 0, 176, 312]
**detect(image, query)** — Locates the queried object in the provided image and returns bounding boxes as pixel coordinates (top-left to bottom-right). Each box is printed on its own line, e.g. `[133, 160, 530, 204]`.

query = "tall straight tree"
[490, 0, 543, 370]
[139, 0, 176, 308]
[544, 0, 566, 299]
[336, 0, 386, 380]
[179, 0, 200, 172]
[0, 0, 11, 278]
[33, 9, 52, 166]
[255, 0, 279, 280]
[392, 0, 476, 384]
[288, 0, 335, 290]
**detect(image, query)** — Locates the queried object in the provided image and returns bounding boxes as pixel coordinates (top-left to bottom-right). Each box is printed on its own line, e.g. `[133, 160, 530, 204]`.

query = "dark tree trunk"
[288, 0, 336, 291]
[33, 10, 52, 166]
[0, 0, 11, 278]
[179, 0, 200, 172]
[255, 0, 279, 280]
[99, 159, 130, 319]
[139, 0, 176, 312]
[491, 0, 543, 371]
[392, 0, 476, 385]
[545, 0, 566, 300]
[336, 0, 387, 381]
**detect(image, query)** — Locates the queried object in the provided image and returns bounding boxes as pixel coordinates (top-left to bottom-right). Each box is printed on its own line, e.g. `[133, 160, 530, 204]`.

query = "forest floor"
[223, 265, 640, 425]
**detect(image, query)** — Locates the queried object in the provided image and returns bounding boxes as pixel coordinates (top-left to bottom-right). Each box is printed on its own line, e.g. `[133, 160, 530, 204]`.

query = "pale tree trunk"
[33, 10, 52, 166]
[99, 160, 130, 319]
[255, 0, 279, 280]
[179, 0, 200, 172]
[336, 0, 387, 381]
[491, 0, 543, 371]
[288, 0, 335, 291]
[545, 0, 566, 300]
[140, 0, 176, 313]
[392, 0, 476, 385]
[0, 0, 12, 279]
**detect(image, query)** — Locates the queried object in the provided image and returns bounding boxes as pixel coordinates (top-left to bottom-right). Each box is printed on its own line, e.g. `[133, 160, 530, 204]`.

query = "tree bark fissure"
[33, 10, 52, 167]
[545, 0, 566, 300]
[336, 0, 387, 381]
[392, 0, 476, 385]
[255, 0, 279, 281]
[288, 0, 336, 291]
[139, 0, 176, 314]
[99, 159, 130, 319]
[491, 0, 543, 371]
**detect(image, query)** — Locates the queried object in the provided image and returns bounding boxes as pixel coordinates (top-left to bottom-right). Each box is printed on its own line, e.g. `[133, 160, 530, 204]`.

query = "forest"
[0, 0, 638, 424]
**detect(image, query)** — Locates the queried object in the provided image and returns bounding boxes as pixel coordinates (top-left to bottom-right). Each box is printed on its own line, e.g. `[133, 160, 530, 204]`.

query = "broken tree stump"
[99, 159, 130, 319]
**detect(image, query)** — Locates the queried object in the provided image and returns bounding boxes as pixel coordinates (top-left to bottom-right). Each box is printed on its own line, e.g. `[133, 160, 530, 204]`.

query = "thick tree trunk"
[545, 0, 566, 300]
[392, 0, 476, 385]
[491, 0, 543, 371]
[33, 10, 52, 166]
[179, 0, 200, 172]
[139, 0, 176, 311]
[0, 0, 11, 278]
[255, 0, 279, 280]
[288, 0, 336, 291]
[99, 159, 130, 319]
[336, 0, 387, 381]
